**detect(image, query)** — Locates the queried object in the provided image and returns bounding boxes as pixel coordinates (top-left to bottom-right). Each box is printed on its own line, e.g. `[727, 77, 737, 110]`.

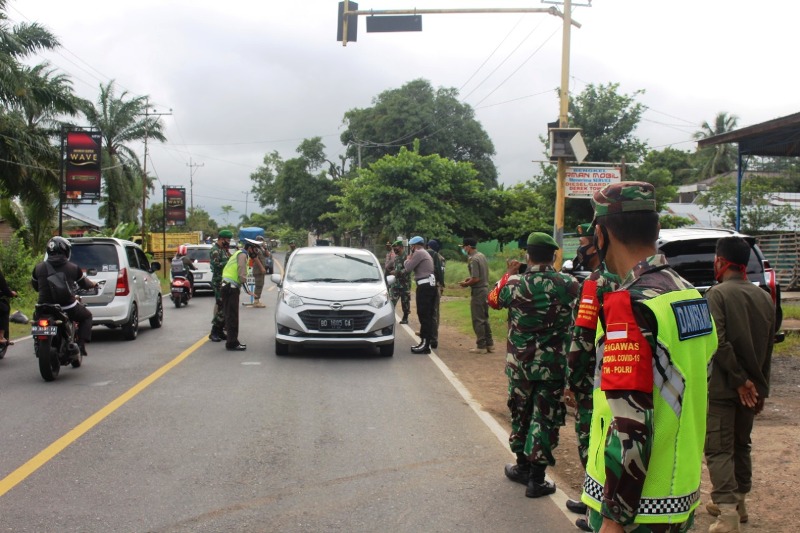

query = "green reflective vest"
[222, 250, 244, 285]
[583, 288, 717, 524]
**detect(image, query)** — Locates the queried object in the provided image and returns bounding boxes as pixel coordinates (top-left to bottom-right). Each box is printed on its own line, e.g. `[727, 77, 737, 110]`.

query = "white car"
[68, 237, 163, 340]
[184, 244, 213, 292]
[271, 246, 396, 356]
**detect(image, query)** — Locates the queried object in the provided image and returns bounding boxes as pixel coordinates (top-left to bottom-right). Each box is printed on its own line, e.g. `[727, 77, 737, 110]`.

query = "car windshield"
[287, 252, 381, 283]
[71, 243, 120, 272]
[187, 248, 210, 262]
[660, 239, 762, 288]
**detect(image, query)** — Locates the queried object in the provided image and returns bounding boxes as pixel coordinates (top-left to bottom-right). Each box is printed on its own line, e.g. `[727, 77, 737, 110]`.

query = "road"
[0, 277, 575, 532]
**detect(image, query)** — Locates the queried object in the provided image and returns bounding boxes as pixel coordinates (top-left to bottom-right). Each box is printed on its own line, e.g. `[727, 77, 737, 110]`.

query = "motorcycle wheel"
[0, 342, 7, 359]
[36, 338, 60, 382]
[174, 298, 182, 308]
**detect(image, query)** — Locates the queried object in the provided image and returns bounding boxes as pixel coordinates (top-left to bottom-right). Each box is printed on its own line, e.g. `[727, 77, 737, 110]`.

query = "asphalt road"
[0, 277, 576, 532]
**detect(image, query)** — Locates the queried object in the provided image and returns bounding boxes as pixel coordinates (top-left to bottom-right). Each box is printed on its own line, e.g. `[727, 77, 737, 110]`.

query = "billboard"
[565, 166, 622, 199]
[64, 130, 102, 201]
[165, 187, 186, 226]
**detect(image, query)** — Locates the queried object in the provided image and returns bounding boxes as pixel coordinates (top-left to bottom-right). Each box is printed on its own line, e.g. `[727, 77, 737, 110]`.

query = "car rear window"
[71, 243, 120, 272]
[187, 248, 211, 262]
[287, 252, 381, 283]
[660, 239, 762, 288]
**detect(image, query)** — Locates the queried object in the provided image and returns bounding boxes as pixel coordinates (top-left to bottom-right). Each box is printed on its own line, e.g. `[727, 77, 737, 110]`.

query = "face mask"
[461, 247, 468, 256]
[714, 257, 747, 283]
[577, 244, 596, 263]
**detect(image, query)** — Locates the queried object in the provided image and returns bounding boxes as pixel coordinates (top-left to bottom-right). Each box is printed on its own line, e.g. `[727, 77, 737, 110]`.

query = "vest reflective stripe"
[222, 250, 243, 283]
[582, 288, 717, 524]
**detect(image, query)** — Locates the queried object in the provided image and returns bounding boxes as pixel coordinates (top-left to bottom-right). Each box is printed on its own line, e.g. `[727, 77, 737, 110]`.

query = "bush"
[440, 248, 463, 263]
[0, 234, 38, 296]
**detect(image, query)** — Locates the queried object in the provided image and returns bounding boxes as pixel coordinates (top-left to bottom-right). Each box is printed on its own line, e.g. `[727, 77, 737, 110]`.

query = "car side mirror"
[386, 274, 396, 286]
[150, 261, 161, 273]
[270, 273, 282, 286]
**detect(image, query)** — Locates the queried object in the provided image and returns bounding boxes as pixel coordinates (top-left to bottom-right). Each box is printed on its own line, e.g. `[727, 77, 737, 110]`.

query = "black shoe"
[504, 463, 530, 485]
[526, 479, 556, 498]
[209, 333, 222, 342]
[226, 344, 247, 351]
[566, 499, 588, 515]
[79, 343, 88, 356]
[219, 332, 228, 341]
[411, 339, 430, 354]
[575, 517, 592, 532]
[430, 340, 438, 349]
[399, 318, 409, 325]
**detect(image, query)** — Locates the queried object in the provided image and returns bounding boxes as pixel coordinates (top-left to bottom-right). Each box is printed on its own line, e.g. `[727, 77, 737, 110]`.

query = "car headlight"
[283, 290, 304, 308]
[369, 291, 389, 309]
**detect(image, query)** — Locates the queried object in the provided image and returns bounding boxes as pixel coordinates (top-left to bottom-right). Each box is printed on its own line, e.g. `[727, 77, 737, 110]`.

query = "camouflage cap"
[526, 231, 559, 249]
[591, 181, 656, 219]
[576, 223, 594, 237]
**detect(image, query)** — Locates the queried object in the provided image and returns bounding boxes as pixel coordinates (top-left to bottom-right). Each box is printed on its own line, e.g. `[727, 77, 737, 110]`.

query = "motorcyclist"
[31, 236, 96, 356]
[171, 245, 197, 289]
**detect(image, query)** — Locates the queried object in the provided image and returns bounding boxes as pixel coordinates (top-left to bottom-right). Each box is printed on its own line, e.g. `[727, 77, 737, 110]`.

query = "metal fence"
[757, 233, 800, 290]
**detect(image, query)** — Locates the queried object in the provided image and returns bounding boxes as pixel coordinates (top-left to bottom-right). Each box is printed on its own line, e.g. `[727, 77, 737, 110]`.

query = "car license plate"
[319, 318, 353, 331]
[31, 325, 58, 336]
[194, 273, 203, 280]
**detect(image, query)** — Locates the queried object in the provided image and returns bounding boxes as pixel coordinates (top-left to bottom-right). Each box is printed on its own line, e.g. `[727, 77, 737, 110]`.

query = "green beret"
[592, 181, 656, 218]
[576, 223, 594, 237]
[526, 232, 559, 249]
[392, 240, 403, 246]
[218, 230, 233, 238]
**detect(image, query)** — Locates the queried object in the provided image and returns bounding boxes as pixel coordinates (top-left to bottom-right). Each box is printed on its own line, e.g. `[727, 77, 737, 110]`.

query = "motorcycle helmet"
[177, 244, 188, 256]
[47, 236, 72, 259]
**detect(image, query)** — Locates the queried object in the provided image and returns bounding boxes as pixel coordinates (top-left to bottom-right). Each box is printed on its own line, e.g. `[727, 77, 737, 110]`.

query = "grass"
[782, 301, 800, 321]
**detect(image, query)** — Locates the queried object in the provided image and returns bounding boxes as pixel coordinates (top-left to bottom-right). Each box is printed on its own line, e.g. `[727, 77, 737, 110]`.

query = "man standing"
[703, 236, 775, 533]
[221, 239, 256, 351]
[581, 182, 718, 533]
[285, 240, 297, 263]
[388, 240, 411, 324]
[426, 239, 446, 349]
[459, 237, 494, 354]
[248, 237, 269, 309]
[488, 232, 579, 499]
[209, 230, 232, 342]
[383, 241, 396, 274]
[404, 236, 436, 354]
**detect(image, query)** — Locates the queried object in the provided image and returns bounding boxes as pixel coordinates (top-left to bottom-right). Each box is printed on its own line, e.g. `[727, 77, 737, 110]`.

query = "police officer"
[581, 182, 718, 532]
[209, 230, 232, 342]
[404, 236, 436, 354]
[221, 239, 256, 351]
[488, 232, 579, 498]
[426, 239, 446, 349]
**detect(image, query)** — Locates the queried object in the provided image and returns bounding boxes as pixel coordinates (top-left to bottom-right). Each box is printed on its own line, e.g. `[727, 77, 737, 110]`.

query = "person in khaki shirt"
[704, 236, 776, 533]
[459, 237, 494, 354]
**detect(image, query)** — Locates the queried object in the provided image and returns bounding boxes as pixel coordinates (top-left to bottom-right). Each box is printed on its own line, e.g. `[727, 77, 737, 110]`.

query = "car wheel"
[149, 296, 163, 329]
[122, 303, 139, 341]
[275, 338, 289, 356]
[379, 342, 394, 357]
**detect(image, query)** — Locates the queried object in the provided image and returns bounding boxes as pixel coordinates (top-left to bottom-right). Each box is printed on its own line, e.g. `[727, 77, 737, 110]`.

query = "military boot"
[411, 338, 430, 354]
[526, 464, 556, 498]
[734, 492, 748, 523]
[709, 503, 740, 533]
[504, 454, 530, 485]
[253, 299, 265, 308]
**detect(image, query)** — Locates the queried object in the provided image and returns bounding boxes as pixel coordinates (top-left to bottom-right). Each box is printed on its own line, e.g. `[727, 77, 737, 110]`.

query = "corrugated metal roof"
[697, 112, 800, 157]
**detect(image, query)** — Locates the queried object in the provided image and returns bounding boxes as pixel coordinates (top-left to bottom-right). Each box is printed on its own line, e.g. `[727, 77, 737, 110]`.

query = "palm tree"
[80, 80, 166, 227]
[693, 112, 739, 179]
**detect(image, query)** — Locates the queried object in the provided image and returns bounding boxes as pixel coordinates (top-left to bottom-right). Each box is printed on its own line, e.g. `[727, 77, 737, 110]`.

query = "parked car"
[271, 246, 395, 356]
[184, 244, 213, 292]
[68, 237, 163, 340]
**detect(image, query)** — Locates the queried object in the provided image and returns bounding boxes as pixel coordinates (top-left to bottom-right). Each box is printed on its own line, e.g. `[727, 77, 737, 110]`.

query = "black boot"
[411, 338, 430, 354]
[399, 314, 409, 325]
[411, 337, 425, 350]
[526, 464, 556, 498]
[504, 454, 530, 485]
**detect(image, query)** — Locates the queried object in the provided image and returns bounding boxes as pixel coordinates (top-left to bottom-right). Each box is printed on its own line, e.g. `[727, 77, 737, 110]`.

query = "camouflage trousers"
[575, 390, 593, 469]
[506, 366, 566, 466]
[211, 282, 225, 334]
[390, 285, 411, 318]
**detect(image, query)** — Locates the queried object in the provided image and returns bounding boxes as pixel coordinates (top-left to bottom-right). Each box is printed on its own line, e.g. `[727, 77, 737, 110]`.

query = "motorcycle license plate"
[171, 288, 185, 293]
[31, 325, 58, 336]
[319, 318, 353, 331]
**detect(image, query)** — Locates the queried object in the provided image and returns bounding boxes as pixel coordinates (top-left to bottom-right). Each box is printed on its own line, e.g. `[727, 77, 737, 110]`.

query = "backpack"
[44, 262, 73, 304]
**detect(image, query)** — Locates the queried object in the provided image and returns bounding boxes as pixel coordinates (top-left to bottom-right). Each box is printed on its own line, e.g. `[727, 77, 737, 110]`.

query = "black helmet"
[47, 236, 71, 259]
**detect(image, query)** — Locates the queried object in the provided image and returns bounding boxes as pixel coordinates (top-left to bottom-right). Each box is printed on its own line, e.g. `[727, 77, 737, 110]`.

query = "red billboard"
[65, 130, 102, 201]
[165, 187, 186, 226]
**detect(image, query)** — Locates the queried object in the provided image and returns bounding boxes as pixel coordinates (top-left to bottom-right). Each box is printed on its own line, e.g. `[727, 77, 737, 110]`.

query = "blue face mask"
[461, 247, 468, 256]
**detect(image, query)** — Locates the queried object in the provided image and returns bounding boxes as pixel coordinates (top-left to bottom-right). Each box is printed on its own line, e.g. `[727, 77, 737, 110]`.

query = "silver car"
[271, 246, 395, 356]
[184, 244, 213, 292]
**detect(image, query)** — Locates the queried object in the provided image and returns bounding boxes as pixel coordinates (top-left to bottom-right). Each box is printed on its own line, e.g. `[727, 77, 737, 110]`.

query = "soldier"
[580, 182, 718, 533]
[488, 232, 580, 499]
[209, 230, 232, 342]
[388, 240, 411, 324]
[565, 223, 621, 532]
[459, 237, 495, 354]
[383, 241, 396, 274]
[248, 236, 269, 308]
[285, 240, 297, 262]
[426, 239, 446, 349]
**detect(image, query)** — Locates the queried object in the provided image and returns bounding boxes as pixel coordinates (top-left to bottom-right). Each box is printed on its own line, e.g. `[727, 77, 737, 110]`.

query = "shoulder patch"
[671, 299, 714, 341]
[574, 279, 600, 330]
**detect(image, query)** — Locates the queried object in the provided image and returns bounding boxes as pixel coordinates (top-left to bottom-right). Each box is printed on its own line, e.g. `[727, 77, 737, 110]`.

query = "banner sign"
[65, 130, 102, 201]
[565, 166, 622, 199]
[165, 187, 186, 226]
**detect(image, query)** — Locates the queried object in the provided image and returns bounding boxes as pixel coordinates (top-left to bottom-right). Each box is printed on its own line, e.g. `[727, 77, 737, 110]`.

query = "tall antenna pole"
[139, 102, 171, 242]
[187, 158, 204, 214]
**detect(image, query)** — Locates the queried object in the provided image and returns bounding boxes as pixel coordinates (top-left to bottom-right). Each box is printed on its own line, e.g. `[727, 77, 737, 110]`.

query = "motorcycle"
[170, 275, 192, 308]
[30, 280, 104, 382]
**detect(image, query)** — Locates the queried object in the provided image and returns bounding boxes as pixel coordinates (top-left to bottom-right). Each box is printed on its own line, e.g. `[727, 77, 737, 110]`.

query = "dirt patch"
[411, 306, 800, 532]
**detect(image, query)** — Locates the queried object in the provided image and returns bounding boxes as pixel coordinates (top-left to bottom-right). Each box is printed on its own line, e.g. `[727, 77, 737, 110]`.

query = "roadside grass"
[782, 301, 800, 320]
[7, 292, 37, 340]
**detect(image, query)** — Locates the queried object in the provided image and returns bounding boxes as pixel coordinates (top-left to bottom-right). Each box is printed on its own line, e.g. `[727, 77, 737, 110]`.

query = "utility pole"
[187, 158, 204, 214]
[554, 0, 572, 268]
[243, 190, 250, 218]
[139, 102, 171, 240]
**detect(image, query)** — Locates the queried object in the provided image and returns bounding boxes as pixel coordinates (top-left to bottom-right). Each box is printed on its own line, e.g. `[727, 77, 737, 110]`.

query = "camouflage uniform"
[566, 265, 620, 467]
[492, 264, 580, 467]
[209, 241, 230, 336]
[389, 251, 411, 320]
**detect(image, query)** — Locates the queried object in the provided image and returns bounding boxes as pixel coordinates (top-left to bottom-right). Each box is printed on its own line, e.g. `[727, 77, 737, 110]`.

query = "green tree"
[488, 183, 549, 247]
[696, 176, 796, 233]
[185, 207, 219, 237]
[80, 80, 166, 228]
[330, 141, 487, 239]
[692, 111, 739, 179]
[220, 205, 236, 227]
[340, 79, 498, 187]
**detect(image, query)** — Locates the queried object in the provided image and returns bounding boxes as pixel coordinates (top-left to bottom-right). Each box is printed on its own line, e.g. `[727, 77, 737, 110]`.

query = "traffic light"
[337, 1, 358, 42]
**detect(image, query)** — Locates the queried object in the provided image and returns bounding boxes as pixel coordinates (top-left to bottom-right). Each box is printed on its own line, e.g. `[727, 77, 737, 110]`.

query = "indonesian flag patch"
[600, 290, 653, 393]
[574, 279, 600, 330]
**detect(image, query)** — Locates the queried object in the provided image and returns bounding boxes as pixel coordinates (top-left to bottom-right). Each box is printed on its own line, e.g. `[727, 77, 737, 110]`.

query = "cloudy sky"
[10, 0, 800, 224]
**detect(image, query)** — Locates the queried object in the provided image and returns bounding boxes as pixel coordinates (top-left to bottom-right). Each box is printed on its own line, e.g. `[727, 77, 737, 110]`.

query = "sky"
[10, 0, 800, 225]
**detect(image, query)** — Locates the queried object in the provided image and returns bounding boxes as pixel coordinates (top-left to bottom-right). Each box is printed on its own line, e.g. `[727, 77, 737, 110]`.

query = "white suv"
[68, 237, 163, 340]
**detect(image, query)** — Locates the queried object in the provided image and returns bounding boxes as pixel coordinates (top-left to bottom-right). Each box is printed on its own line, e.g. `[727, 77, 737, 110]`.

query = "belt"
[416, 279, 433, 285]
[222, 278, 240, 288]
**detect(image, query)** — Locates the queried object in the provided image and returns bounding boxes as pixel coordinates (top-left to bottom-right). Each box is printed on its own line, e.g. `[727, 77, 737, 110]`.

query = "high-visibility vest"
[582, 288, 717, 524]
[222, 250, 243, 284]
